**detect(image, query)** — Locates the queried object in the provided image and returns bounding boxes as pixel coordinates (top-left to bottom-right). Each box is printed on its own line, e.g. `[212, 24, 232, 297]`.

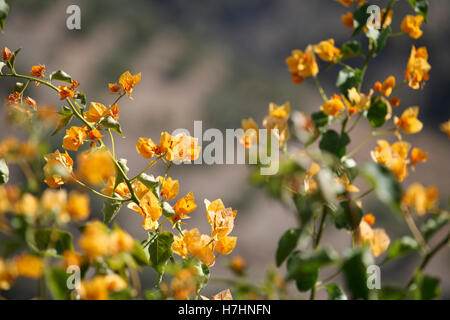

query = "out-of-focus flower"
[357, 215, 390, 257]
[263, 102, 291, 146]
[231, 255, 246, 274]
[374, 76, 395, 97]
[172, 234, 188, 258]
[321, 94, 345, 116]
[62, 250, 83, 269]
[314, 39, 341, 63]
[389, 97, 401, 107]
[77, 148, 116, 186]
[66, 191, 90, 221]
[440, 120, 450, 139]
[108, 83, 120, 94]
[24, 97, 37, 108]
[119, 71, 141, 98]
[402, 183, 439, 215]
[371, 140, 411, 181]
[5, 92, 21, 106]
[211, 289, 233, 300]
[43, 150, 74, 188]
[240, 117, 259, 149]
[110, 229, 135, 255]
[80, 274, 127, 300]
[14, 253, 44, 279]
[0, 258, 17, 290]
[173, 192, 197, 223]
[394, 106, 423, 134]
[342, 12, 354, 29]
[58, 85, 74, 100]
[160, 176, 179, 200]
[401, 15, 424, 39]
[405, 46, 431, 90]
[30, 65, 46, 78]
[79, 221, 111, 259]
[62, 126, 87, 151]
[410, 148, 428, 166]
[171, 268, 198, 300]
[15, 193, 39, 217]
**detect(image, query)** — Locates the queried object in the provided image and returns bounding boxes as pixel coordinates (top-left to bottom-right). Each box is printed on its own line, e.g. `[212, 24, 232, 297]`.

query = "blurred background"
[1, 0, 449, 299]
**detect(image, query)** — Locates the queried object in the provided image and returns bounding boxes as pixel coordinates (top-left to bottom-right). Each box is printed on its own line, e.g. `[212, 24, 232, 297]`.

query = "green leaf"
[74, 92, 86, 111]
[149, 231, 174, 275]
[287, 247, 339, 278]
[311, 111, 330, 129]
[336, 68, 362, 99]
[162, 202, 175, 218]
[421, 212, 450, 241]
[340, 41, 364, 59]
[99, 116, 123, 136]
[0, 158, 9, 184]
[367, 98, 388, 128]
[319, 130, 350, 158]
[329, 200, 363, 231]
[0, 0, 9, 32]
[102, 199, 122, 225]
[286, 251, 318, 292]
[49, 70, 72, 83]
[138, 173, 160, 198]
[189, 258, 210, 294]
[378, 285, 406, 300]
[361, 162, 402, 214]
[51, 106, 74, 136]
[45, 267, 71, 300]
[32, 229, 73, 255]
[109, 288, 133, 300]
[386, 236, 419, 260]
[342, 247, 375, 300]
[408, 0, 429, 23]
[326, 284, 348, 300]
[409, 272, 441, 300]
[352, 3, 370, 36]
[276, 228, 301, 267]
[131, 240, 149, 266]
[374, 27, 391, 56]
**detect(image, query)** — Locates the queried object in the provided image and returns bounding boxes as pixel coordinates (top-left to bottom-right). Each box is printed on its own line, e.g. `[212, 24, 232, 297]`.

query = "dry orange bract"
[118, 71, 141, 98]
[286, 46, 319, 81]
[128, 191, 162, 231]
[341, 12, 354, 29]
[394, 106, 423, 134]
[160, 176, 179, 200]
[321, 94, 345, 116]
[371, 140, 411, 181]
[357, 218, 390, 257]
[1, 47, 13, 61]
[314, 39, 341, 63]
[43, 150, 74, 188]
[173, 192, 197, 223]
[240, 117, 259, 149]
[62, 126, 88, 151]
[66, 191, 90, 221]
[30, 64, 46, 78]
[136, 137, 157, 158]
[58, 85, 74, 100]
[77, 148, 116, 186]
[402, 183, 439, 216]
[405, 45, 431, 90]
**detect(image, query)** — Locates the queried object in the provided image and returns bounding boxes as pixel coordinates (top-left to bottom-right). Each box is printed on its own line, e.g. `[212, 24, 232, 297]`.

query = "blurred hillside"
[1, 0, 449, 299]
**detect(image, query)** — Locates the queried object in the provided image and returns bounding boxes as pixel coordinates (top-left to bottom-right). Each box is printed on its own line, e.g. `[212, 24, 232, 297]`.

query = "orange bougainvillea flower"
[410, 148, 428, 166]
[401, 15, 424, 39]
[314, 39, 341, 63]
[24, 97, 37, 108]
[77, 148, 116, 186]
[320, 94, 345, 116]
[79, 274, 127, 300]
[78, 221, 111, 260]
[110, 229, 135, 255]
[87, 128, 103, 142]
[357, 218, 390, 257]
[1, 47, 13, 61]
[389, 97, 401, 107]
[363, 213, 375, 226]
[13, 253, 44, 279]
[66, 191, 90, 221]
[286, 45, 319, 81]
[30, 64, 46, 78]
[394, 106, 423, 134]
[172, 192, 197, 223]
[58, 85, 74, 100]
[374, 76, 395, 97]
[240, 117, 259, 149]
[119, 71, 141, 98]
[371, 140, 411, 181]
[405, 46, 431, 90]
[346, 87, 373, 112]
[108, 83, 121, 94]
[440, 120, 450, 139]
[5, 92, 21, 106]
[70, 80, 80, 89]
[102, 176, 130, 198]
[402, 183, 439, 215]
[84, 102, 118, 123]
[263, 102, 291, 146]
[160, 176, 179, 200]
[43, 150, 74, 188]
[128, 191, 162, 231]
[136, 137, 157, 158]
[342, 12, 354, 29]
[183, 228, 216, 267]
[62, 126, 88, 151]
[62, 250, 83, 269]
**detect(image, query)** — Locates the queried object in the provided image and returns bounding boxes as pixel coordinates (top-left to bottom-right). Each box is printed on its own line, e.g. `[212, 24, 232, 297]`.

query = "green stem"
[130, 155, 164, 181]
[75, 179, 127, 202]
[310, 208, 328, 300]
[313, 76, 328, 103]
